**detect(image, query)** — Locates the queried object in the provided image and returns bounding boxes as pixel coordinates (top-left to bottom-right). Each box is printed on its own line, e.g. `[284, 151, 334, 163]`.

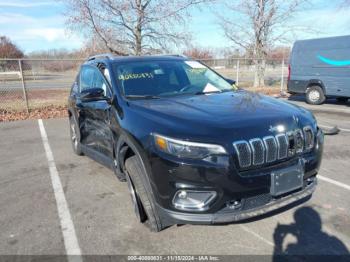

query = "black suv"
[68, 54, 324, 232]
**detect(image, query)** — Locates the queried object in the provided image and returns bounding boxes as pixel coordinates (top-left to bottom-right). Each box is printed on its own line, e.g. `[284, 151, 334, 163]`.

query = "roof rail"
[171, 54, 188, 58]
[87, 53, 116, 61]
[150, 54, 188, 58]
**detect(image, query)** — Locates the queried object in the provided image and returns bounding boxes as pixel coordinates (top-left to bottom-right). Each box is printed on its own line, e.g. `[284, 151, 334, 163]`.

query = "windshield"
[113, 60, 236, 98]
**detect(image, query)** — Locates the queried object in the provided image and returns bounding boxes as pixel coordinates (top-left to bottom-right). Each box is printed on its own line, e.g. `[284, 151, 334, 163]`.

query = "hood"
[127, 90, 315, 141]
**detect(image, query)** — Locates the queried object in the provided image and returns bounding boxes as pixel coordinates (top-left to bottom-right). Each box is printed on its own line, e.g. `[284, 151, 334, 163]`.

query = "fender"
[307, 79, 325, 91]
[115, 130, 148, 174]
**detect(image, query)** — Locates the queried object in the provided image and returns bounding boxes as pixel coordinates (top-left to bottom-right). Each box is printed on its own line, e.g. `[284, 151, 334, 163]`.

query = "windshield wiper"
[125, 95, 161, 100]
[194, 90, 222, 95]
[195, 89, 235, 95]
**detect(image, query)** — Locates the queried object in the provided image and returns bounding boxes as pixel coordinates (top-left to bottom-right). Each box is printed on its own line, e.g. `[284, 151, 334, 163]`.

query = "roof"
[85, 54, 188, 65]
[294, 35, 350, 45]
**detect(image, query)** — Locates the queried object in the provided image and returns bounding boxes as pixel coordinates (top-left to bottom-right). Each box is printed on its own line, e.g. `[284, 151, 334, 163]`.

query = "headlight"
[153, 134, 227, 159]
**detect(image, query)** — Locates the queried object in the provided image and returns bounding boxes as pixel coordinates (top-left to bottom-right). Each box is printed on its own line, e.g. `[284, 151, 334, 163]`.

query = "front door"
[78, 65, 113, 157]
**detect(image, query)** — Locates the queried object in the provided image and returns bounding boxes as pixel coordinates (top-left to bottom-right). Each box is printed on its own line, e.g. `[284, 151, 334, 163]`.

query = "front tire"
[125, 155, 164, 232]
[305, 86, 325, 105]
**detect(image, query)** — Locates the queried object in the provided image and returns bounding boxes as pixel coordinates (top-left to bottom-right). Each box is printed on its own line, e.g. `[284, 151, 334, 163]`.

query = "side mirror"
[225, 78, 236, 86]
[80, 88, 107, 102]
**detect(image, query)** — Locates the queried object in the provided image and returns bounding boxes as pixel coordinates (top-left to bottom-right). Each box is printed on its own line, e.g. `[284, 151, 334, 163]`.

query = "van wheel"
[69, 117, 83, 156]
[306, 86, 325, 105]
[125, 155, 164, 232]
[336, 97, 348, 103]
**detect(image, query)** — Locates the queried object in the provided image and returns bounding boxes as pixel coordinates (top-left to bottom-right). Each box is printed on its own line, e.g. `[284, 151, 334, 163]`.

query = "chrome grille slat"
[263, 136, 277, 163]
[276, 134, 288, 159]
[233, 127, 315, 169]
[233, 141, 251, 168]
[249, 138, 265, 165]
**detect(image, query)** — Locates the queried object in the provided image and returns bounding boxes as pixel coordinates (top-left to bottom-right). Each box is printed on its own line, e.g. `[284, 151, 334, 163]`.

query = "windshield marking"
[118, 72, 154, 81]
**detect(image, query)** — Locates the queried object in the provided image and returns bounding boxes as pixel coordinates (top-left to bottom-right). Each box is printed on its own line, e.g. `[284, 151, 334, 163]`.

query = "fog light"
[178, 190, 187, 199]
[172, 190, 217, 211]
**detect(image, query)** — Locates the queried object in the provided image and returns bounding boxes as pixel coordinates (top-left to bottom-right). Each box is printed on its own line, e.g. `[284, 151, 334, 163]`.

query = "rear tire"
[69, 117, 83, 156]
[125, 155, 164, 232]
[305, 86, 325, 105]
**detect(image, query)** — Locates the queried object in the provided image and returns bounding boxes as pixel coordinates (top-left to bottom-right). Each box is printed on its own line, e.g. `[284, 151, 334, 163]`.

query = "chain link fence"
[0, 58, 287, 114]
[0, 59, 84, 113]
[199, 58, 287, 90]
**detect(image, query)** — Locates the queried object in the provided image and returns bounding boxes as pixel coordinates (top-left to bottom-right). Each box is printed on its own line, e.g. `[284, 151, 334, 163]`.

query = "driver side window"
[80, 66, 95, 92]
[93, 69, 111, 97]
[79, 66, 111, 97]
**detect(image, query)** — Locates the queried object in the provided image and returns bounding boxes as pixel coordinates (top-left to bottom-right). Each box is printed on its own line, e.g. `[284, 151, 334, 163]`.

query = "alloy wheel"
[309, 90, 320, 102]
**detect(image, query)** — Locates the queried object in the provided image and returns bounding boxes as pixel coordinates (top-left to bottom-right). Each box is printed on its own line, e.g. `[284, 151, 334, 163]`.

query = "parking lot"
[1, 101, 350, 258]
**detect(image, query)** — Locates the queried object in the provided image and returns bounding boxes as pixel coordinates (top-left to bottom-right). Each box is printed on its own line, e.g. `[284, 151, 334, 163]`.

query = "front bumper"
[157, 178, 317, 225]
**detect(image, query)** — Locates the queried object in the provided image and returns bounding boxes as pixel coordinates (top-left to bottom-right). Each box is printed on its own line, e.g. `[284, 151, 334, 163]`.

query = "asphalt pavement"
[0, 109, 350, 258]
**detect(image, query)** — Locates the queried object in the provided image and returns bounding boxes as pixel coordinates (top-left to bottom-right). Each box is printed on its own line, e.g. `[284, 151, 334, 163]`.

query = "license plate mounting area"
[270, 160, 304, 196]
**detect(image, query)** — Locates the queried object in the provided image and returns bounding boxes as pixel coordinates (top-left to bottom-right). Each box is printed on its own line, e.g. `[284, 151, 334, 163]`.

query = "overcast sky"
[0, 0, 349, 53]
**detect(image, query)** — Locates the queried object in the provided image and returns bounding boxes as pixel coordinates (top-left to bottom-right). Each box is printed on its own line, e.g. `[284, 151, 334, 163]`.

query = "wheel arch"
[68, 109, 82, 143]
[306, 79, 326, 94]
[115, 130, 151, 178]
[115, 130, 163, 229]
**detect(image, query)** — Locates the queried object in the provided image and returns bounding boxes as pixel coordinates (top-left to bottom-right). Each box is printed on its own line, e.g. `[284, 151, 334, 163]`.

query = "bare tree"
[0, 36, 24, 58]
[217, 0, 308, 87]
[63, 0, 211, 56]
[183, 47, 214, 59]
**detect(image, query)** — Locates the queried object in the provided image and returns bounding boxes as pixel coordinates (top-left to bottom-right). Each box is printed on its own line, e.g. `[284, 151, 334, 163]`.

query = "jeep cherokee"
[68, 54, 324, 232]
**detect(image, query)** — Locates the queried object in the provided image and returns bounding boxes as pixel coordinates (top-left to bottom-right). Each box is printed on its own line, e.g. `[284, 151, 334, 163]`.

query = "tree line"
[1, 0, 346, 86]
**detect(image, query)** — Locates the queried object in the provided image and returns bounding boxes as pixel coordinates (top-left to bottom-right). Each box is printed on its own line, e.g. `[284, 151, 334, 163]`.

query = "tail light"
[288, 64, 291, 81]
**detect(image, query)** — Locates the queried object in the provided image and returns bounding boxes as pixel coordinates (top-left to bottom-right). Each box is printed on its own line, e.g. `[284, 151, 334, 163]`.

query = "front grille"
[233, 141, 251, 168]
[294, 129, 304, 153]
[243, 193, 272, 210]
[263, 136, 277, 163]
[276, 134, 288, 159]
[287, 131, 296, 157]
[249, 139, 265, 165]
[233, 126, 315, 169]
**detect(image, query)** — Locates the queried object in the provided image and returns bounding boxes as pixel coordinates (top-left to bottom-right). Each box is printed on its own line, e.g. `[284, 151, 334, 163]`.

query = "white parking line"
[318, 175, 350, 191]
[38, 119, 82, 262]
[318, 124, 350, 133]
[239, 225, 274, 247]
